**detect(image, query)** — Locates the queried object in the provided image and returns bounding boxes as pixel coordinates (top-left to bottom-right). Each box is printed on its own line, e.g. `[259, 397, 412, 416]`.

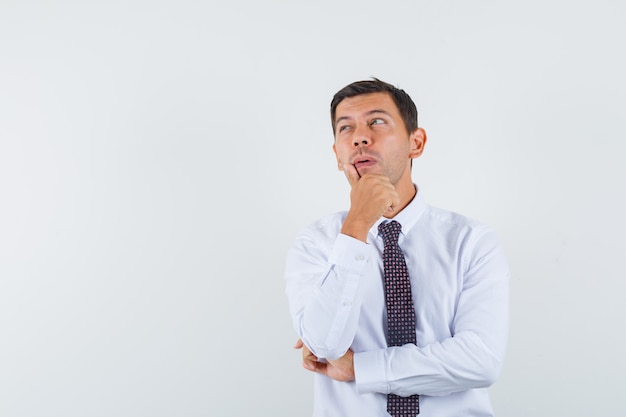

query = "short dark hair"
[330, 78, 418, 135]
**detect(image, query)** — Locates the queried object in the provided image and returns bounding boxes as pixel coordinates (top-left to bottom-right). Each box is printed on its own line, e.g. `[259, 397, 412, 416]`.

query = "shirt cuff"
[354, 349, 389, 395]
[328, 233, 372, 274]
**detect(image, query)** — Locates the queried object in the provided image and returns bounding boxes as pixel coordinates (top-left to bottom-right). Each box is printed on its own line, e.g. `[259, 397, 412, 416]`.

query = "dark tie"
[379, 220, 419, 416]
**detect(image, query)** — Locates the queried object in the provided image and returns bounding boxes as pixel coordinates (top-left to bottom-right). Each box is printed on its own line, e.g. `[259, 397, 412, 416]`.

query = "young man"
[285, 78, 510, 416]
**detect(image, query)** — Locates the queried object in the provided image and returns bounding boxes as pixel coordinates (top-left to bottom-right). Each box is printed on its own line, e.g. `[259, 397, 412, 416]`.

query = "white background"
[1, 1, 625, 416]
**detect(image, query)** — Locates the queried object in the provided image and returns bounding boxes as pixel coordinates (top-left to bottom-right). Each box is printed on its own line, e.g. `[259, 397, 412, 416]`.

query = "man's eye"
[370, 118, 385, 125]
[338, 125, 350, 132]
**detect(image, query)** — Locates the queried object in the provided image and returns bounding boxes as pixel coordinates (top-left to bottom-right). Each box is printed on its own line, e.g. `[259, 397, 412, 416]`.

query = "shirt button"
[342, 300, 351, 307]
[355, 255, 365, 261]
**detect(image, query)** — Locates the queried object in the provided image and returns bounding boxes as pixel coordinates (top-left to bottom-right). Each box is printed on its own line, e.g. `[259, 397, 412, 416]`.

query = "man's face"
[332, 92, 425, 185]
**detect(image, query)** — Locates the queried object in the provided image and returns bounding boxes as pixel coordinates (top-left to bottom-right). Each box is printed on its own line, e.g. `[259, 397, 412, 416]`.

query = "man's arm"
[285, 166, 399, 360]
[354, 226, 510, 397]
[295, 225, 509, 398]
[285, 230, 371, 360]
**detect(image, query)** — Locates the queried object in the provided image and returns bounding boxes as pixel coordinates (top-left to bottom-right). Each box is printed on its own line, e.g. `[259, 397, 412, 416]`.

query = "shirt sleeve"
[285, 229, 374, 360]
[354, 226, 510, 396]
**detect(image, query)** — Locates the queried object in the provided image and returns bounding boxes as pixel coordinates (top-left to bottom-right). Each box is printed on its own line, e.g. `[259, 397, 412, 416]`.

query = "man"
[284, 78, 510, 416]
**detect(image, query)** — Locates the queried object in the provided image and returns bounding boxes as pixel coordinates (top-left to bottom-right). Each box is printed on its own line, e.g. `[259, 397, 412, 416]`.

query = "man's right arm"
[284, 227, 373, 360]
[286, 165, 395, 360]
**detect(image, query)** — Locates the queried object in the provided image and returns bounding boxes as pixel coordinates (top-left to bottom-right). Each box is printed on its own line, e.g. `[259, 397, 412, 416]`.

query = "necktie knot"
[379, 220, 402, 247]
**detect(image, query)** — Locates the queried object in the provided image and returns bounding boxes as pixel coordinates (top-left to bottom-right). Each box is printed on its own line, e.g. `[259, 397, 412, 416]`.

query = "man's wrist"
[353, 349, 389, 394]
[341, 216, 372, 242]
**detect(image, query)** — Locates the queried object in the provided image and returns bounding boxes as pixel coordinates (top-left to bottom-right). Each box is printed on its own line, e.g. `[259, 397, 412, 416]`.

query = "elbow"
[303, 337, 349, 360]
[469, 353, 504, 388]
[448, 341, 505, 389]
[323, 348, 350, 361]
[479, 360, 502, 387]
[298, 318, 349, 360]
[455, 331, 507, 388]
[299, 315, 356, 360]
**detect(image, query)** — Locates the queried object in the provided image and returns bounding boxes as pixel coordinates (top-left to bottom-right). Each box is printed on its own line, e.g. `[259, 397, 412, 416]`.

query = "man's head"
[330, 78, 418, 136]
[330, 79, 427, 191]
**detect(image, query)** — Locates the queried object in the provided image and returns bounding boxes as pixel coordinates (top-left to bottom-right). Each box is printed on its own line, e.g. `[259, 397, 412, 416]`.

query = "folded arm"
[285, 230, 373, 360]
[355, 227, 510, 396]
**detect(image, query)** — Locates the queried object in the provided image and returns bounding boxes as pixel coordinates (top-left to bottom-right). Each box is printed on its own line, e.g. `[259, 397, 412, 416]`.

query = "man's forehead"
[335, 92, 398, 118]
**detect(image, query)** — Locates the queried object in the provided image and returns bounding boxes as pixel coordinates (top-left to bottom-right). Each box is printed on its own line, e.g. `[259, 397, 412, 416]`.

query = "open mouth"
[354, 159, 375, 170]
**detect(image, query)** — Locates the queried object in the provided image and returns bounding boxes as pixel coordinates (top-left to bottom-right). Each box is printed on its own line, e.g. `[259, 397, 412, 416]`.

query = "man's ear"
[409, 128, 427, 159]
[332, 143, 343, 171]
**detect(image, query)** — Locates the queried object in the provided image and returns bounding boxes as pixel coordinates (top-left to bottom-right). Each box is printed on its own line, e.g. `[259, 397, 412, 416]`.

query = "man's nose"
[353, 126, 371, 147]
[353, 138, 370, 147]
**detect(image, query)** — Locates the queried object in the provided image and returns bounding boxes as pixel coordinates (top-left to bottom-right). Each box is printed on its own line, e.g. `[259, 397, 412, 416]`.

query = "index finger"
[342, 163, 361, 187]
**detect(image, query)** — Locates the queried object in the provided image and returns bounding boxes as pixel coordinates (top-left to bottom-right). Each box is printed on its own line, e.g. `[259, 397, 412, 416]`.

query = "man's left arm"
[353, 226, 510, 397]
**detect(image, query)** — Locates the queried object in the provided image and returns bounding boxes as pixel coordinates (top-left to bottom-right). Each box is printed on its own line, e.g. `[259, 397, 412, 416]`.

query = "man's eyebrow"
[335, 109, 392, 125]
[335, 115, 351, 125]
[366, 109, 392, 117]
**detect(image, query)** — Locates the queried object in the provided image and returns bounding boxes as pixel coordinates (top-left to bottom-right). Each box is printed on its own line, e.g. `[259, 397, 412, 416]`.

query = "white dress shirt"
[285, 189, 510, 417]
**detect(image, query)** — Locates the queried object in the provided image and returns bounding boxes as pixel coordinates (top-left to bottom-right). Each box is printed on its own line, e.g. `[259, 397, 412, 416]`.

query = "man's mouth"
[353, 158, 376, 170]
